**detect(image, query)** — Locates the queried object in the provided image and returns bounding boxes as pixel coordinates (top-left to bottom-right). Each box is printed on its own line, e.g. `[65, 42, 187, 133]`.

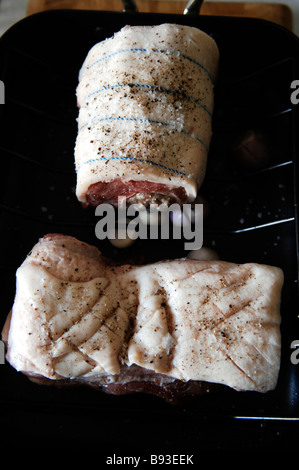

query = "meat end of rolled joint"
[74, 23, 219, 208]
[83, 178, 189, 208]
[2, 234, 283, 403]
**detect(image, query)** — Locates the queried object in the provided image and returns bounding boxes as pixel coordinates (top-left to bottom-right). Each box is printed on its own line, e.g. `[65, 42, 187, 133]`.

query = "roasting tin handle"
[184, 0, 204, 15]
[122, 0, 204, 14]
[122, 0, 138, 12]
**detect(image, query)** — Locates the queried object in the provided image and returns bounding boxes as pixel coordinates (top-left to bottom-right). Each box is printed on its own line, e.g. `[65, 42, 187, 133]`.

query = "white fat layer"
[6, 237, 283, 393]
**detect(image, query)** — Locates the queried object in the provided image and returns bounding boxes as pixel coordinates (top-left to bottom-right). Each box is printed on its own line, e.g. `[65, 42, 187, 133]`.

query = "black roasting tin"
[0, 9, 298, 449]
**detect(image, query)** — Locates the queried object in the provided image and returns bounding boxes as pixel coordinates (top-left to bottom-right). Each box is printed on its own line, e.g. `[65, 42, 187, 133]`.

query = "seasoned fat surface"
[74, 24, 219, 204]
[4, 235, 283, 393]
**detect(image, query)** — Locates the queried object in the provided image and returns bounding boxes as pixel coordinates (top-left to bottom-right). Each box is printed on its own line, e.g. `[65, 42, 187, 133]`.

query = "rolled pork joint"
[2, 234, 284, 403]
[74, 23, 219, 207]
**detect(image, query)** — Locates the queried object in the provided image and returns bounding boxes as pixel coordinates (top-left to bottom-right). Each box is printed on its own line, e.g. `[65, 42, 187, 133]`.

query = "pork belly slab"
[74, 23, 219, 207]
[2, 234, 283, 401]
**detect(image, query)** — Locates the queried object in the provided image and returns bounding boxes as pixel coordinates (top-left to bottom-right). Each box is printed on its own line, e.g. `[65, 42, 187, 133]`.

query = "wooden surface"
[26, 1, 293, 30]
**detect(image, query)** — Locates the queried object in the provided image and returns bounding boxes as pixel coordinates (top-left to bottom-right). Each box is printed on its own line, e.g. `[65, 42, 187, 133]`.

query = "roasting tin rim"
[0, 9, 299, 444]
[2, 7, 299, 47]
